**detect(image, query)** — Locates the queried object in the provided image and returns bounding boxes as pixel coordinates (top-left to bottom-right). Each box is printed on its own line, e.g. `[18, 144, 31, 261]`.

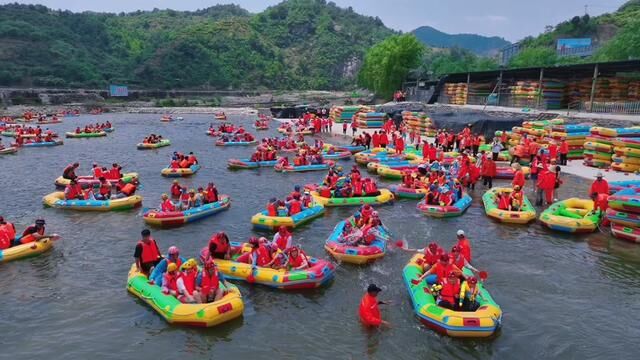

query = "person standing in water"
[359, 284, 391, 328]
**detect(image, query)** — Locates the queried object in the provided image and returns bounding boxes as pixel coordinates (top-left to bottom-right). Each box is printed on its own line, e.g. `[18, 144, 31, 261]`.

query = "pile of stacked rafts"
[355, 111, 386, 129]
[584, 127, 616, 169]
[510, 81, 540, 108]
[607, 183, 640, 243]
[330, 105, 370, 123]
[547, 122, 590, 160]
[403, 111, 435, 137]
[444, 83, 467, 105]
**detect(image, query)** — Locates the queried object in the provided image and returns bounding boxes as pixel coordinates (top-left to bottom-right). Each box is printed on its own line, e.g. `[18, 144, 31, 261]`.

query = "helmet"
[167, 263, 178, 272]
[456, 230, 465, 236]
[168, 246, 179, 255]
[181, 258, 197, 270]
[451, 245, 461, 253]
[204, 259, 216, 269]
[372, 211, 379, 217]
[428, 242, 438, 251]
[469, 277, 478, 284]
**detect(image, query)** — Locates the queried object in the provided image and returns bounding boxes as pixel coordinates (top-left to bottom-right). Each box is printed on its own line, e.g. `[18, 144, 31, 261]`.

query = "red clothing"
[512, 170, 525, 189]
[590, 179, 609, 196]
[559, 141, 569, 155]
[378, 133, 388, 146]
[440, 279, 461, 304]
[594, 194, 609, 212]
[372, 133, 380, 148]
[138, 239, 161, 264]
[457, 237, 472, 263]
[481, 160, 497, 177]
[359, 293, 382, 327]
[161, 199, 175, 212]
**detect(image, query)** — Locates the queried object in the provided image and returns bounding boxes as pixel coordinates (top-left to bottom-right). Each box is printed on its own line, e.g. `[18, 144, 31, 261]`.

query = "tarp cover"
[428, 109, 525, 138]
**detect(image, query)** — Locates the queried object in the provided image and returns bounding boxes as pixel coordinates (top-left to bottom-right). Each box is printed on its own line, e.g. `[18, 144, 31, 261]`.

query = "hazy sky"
[1, 0, 628, 41]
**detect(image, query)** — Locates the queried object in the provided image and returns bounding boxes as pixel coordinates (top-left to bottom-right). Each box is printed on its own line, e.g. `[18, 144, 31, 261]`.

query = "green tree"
[509, 47, 559, 68]
[595, 20, 640, 61]
[358, 34, 425, 99]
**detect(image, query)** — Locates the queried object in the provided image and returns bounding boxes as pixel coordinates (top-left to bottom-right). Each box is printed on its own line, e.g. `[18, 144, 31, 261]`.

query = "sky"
[0, 0, 629, 42]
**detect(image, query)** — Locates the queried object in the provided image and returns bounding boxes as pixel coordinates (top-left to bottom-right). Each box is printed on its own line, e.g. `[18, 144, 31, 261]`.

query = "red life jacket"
[423, 249, 440, 265]
[163, 272, 179, 292]
[267, 203, 277, 216]
[121, 183, 136, 196]
[364, 182, 376, 194]
[288, 251, 306, 268]
[353, 180, 363, 196]
[170, 184, 182, 197]
[170, 160, 180, 169]
[457, 238, 472, 262]
[450, 253, 465, 269]
[200, 269, 220, 294]
[179, 159, 189, 168]
[289, 200, 302, 215]
[138, 239, 160, 264]
[434, 263, 453, 284]
[359, 293, 382, 326]
[440, 279, 461, 304]
[205, 188, 218, 203]
[256, 246, 271, 266]
[161, 199, 175, 212]
[65, 184, 83, 199]
[93, 168, 103, 178]
[99, 183, 111, 196]
[181, 270, 197, 295]
[108, 168, 120, 180]
[275, 233, 291, 250]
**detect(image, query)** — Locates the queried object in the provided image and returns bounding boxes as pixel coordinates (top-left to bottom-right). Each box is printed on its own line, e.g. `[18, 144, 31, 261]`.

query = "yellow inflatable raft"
[43, 192, 143, 211]
[0, 237, 55, 263]
[482, 188, 536, 224]
[127, 264, 244, 327]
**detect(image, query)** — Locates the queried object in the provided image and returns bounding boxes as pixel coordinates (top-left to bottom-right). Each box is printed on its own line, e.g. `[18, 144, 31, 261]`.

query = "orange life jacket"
[138, 239, 160, 264]
[120, 183, 135, 196]
[267, 203, 277, 216]
[200, 269, 220, 294]
[163, 272, 179, 293]
[440, 279, 461, 304]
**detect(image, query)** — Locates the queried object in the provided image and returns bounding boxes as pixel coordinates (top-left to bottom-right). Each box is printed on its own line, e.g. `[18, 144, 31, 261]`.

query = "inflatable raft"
[227, 158, 278, 169]
[251, 204, 325, 230]
[65, 131, 107, 138]
[54, 172, 138, 188]
[161, 164, 201, 177]
[417, 193, 472, 218]
[608, 187, 640, 213]
[20, 139, 63, 147]
[127, 264, 244, 327]
[310, 188, 394, 207]
[0, 237, 55, 263]
[610, 223, 640, 243]
[539, 198, 600, 233]
[209, 242, 335, 290]
[495, 166, 531, 180]
[388, 184, 428, 199]
[324, 220, 389, 264]
[143, 195, 231, 227]
[333, 145, 366, 154]
[274, 161, 334, 173]
[43, 192, 142, 211]
[0, 147, 18, 155]
[605, 208, 640, 227]
[137, 139, 171, 150]
[215, 140, 258, 146]
[482, 188, 536, 224]
[402, 254, 502, 338]
[321, 150, 351, 161]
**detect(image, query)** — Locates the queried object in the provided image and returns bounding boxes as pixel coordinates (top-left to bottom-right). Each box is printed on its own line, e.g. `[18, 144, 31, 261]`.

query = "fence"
[581, 101, 640, 114]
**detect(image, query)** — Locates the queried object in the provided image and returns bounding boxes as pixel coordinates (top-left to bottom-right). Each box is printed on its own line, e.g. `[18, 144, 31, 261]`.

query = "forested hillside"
[0, 0, 393, 89]
[412, 26, 509, 56]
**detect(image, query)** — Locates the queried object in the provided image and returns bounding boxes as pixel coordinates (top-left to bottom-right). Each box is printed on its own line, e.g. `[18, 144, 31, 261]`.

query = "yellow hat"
[181, 258, 197, 270]
[167, 262, 178, 272]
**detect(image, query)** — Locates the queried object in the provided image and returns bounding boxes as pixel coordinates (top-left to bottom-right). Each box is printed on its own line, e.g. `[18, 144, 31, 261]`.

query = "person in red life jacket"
[159, 194, 175, 212]
[289, 185, 302, 199]
[91, 163, 102, 178]
[187, 152, 198, 166]
[266, 197, 278, 217]
[95, 177, 112, 200]
[378, 131, 389, 148]
[64, 179, 85, 200]
[437, 272, 462, 310]
[591, 191, 609, 216]
[363, 178, 380, 196]
[558, 138, 569, 166]
[238, 237, 272, 267]
[301, 190, 313, 208]
[548, 141, 558, 164]
[207, 232, 231, 260]
[528, 141, 540, 163]
[454, 229, 473, 263]
[534, 164, 547, 206]
[272, 226, 293, 251]
[149, 246, 186, 286]
[342, 122, 348, 135]
[117, 178, 138, 198]
[394, 136, 405, 155]
[351, 118, 358, 136]
[176, 259, 200, 303]
[402, 242, 443, 272]
[459, 276, 484, 311]
[590, 172, 609, 196]
[197, 258, 225, 303]
[134, 229, 163, 276]
[417, 254, 463, 286]
[62, 162, 79, 180]
[372, 131, 380, 148]
[170, 158, 180, 169]
[511, 163, 525, 190]
[204, 182, 219, 204]
[468, 163, 480, 190]
[286, 246, 309, 270]
[359, 284, 391, 327]
[161, 262, 180, 297]
[170, 180, 182, 198]
[75, 126, 81, 134]
[0, 216, 17, 249]
[509, 185, 524, 211]
[44, 133, 53, 142]
[438, 187, 453, 206]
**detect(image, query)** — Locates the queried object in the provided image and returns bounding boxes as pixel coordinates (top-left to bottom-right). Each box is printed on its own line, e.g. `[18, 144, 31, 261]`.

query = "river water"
[1, 113, 639, 360]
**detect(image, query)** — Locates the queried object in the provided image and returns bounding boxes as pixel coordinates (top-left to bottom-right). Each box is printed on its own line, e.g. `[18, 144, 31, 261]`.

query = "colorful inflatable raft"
[137, 139, 171, 149]
[403, 254, 502, 338]
[0, 147, 18, 155]
[215, 140, 258, 146]
[207, 242, 335, 289]
[417, 193, 472, 218]
[482, 188, 536, 224]
[610, 223, 640, 243]
[43, 192, 142, 211]
[251, 204, 325, 230]
[274, 161, 334, 173]
[310, 188, 394, 207]
[605, 208, 640, 227]
[65, 131, 106, 138]
[0, 237, 55, 263]
[608, 187, 640, 213]
[227, 159, 278, 169]
[539, 198, 600, 233]
[324, 220, 389, 264]
[127, 264, 244, 327]
[388, 184, 428, 199]
[143, 196, 231, 227]
[161, 164, 201, 177]
[20, 139, 63, 147]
